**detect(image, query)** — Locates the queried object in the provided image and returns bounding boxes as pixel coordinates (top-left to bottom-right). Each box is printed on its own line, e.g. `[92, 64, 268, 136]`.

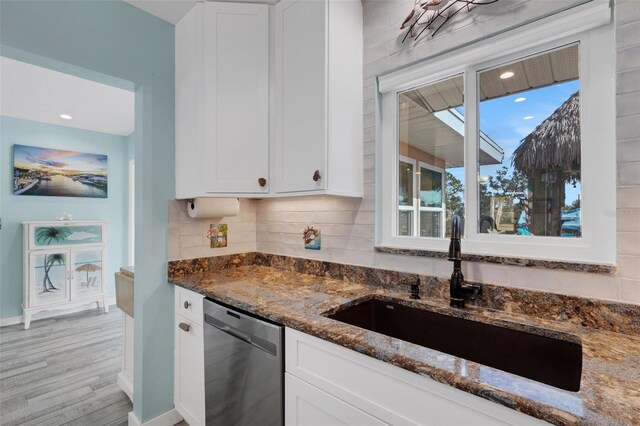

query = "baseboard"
[117, 372, 134, 402]
[128, 409, 183, 426]
[0, 298, 116, 327]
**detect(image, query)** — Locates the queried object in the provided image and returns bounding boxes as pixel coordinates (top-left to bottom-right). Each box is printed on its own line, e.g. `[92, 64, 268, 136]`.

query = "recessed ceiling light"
[514, 97, 526, 102]
[60, 114, 73, 120]
[500, 71, 514, 79]
[523, 115, 534, 120]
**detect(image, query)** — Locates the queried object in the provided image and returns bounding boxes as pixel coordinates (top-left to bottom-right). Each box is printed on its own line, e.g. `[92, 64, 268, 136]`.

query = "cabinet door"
[29, 250, 70, 307]
[274, 0, 327, 193]
[175, 316, 205, 425]
[175, 3, 206, 199]
[70, 248, 104, 300]
[204, 2, 270, 194]
[286, 373, 387, 426]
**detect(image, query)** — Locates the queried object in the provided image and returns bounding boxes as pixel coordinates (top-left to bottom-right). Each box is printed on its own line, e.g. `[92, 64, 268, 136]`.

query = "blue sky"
[447, 79, 581, 205]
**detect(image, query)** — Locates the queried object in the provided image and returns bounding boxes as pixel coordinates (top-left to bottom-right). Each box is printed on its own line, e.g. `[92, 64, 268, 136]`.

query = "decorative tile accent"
[207, 224, 228, 248]
[374, 246, 616, 274]
[303, 226, 321, 250]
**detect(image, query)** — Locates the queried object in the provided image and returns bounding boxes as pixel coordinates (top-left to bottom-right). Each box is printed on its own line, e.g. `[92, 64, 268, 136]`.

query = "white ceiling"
[0, 57, 135, 136]
[124, 0, 280, 25]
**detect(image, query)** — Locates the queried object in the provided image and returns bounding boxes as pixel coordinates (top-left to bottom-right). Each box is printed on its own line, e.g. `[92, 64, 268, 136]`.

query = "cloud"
[66, 231, 99, 241]
[26, 154, 68, 169]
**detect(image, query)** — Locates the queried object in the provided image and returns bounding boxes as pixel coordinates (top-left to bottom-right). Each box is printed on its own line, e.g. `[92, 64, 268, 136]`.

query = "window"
[378, 7, 615, 264]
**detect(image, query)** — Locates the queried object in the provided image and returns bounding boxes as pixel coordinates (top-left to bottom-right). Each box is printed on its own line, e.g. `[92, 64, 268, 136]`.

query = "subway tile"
[331, 249, 376, 267]
[354, 210, 375, 225]
[179, 234, 204, 248]
[617, 211, 640, 232]
[617, 139, 640, 162]
[617, 45, 640, 72]
[616, 21, 640, 50]
[615, 0, 640, 28]
[617, 92, 640, 117]
[617, 231, 640, 255]
[616, 69, 640, 95]
[617, 161, 640, 185]
[619, 278, 640, 304]
[464, 262, 512, 287]
[617, 187, 640, 208]
[313, 211, 356, 224]
[374, 252, 434, 276]
[364, 140, 376, 156]
[617, 255, 640, 280]
[364, 43, 389, 65]
[617, 114, 640, 141]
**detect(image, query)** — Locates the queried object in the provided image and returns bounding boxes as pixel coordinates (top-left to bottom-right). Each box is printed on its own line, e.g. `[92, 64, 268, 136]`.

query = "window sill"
[374, 246, 615, 275]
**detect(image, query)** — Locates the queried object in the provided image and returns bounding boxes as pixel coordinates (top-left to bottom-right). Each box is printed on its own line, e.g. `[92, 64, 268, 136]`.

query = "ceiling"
[0, 57, 135, 136]
[124, 0, 280, 24]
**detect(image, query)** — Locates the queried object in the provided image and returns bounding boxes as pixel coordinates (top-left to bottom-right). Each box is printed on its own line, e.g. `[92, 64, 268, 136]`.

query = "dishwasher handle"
[205, 313, 277, 356]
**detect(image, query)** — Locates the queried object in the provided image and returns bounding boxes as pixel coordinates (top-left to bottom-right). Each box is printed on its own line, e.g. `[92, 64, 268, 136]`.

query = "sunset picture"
[13, 144, 108, 198]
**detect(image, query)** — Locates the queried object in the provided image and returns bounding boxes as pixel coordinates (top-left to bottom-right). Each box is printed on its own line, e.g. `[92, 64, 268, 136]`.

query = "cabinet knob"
[183, 301, 191, 309]
[313, 170, 321, 182]
[258, 177, 267, 187]
[179, 322, 191, 332]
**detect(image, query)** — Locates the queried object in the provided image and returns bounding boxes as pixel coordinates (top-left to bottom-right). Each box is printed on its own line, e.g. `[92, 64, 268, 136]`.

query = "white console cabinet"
[22, 221, 108, 329]
[174, 286, 205, 425]
[285, 328, 547, 426]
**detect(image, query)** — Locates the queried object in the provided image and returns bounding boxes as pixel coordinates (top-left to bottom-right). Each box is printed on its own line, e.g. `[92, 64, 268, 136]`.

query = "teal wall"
[1, 1, 176, 422]
[0, 116, 130, 318]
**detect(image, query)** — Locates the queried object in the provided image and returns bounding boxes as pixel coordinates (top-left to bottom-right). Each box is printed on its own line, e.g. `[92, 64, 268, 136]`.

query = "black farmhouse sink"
[326, 298, 582, 391]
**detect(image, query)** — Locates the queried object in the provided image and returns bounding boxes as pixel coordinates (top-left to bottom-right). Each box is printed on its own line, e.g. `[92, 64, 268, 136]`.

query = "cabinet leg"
[102, 299, 109, 313]
[24, 312, 31, 330]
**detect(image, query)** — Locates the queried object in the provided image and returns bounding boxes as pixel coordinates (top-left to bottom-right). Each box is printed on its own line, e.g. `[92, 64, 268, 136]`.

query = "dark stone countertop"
[170, 265, 640, 425]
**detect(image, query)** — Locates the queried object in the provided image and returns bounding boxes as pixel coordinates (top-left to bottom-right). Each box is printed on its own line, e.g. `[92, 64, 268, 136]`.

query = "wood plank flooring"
[0, 308, 132, 426]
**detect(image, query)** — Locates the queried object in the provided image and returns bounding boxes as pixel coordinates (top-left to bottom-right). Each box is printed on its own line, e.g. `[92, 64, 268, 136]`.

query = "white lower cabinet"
[286, 373, 385, 425]
[174, 287, 205, 425]
[284, 328, 547, 426]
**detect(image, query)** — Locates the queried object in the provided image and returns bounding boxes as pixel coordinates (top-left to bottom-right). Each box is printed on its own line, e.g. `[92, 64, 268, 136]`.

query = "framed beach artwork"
[13, 144, 108, 198]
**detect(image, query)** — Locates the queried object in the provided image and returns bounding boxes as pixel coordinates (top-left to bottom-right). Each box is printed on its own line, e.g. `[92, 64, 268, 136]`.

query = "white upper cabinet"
[175, 2, 270, 199]
[175, 0, 363, 199]
[274, 0, 363, 196]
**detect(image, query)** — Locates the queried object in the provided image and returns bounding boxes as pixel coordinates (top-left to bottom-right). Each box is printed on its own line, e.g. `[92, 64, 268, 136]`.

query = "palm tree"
[41, 253, 66, 293]
[36, 227, 71, 246]
[36, 227, 71, 291]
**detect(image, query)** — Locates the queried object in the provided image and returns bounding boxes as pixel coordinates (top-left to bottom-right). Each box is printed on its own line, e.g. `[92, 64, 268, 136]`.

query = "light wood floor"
[0, 307, 132, 426]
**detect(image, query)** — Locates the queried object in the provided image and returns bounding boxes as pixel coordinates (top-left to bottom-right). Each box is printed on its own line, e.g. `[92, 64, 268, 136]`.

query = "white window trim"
[398, 155, 418, 236]
[376, 1, 615, 264]
[417, 161, 445, 238]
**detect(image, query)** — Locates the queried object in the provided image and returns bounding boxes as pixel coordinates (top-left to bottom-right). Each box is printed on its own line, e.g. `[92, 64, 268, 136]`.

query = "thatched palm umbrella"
[511, 91, 580, 236]
[76, 263, 102, 286]
[512, 91, 580, 173]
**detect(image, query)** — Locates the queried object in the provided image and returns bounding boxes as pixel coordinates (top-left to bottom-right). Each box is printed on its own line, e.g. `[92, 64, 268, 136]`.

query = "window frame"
[377, 3, 615, 264]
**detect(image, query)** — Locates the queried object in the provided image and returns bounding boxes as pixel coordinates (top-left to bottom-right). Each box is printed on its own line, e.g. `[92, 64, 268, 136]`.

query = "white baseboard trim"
[128, 409, 183, 426]
[117, 372, 134, 402]
[0, 298, 117, 327]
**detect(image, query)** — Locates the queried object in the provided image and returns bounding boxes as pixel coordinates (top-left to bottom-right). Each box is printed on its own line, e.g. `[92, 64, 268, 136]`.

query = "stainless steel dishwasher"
[203, 298, 284, 425]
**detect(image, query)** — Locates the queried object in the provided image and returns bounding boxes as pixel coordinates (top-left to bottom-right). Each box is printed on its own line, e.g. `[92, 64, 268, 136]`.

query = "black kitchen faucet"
[448, 215, 481, 308]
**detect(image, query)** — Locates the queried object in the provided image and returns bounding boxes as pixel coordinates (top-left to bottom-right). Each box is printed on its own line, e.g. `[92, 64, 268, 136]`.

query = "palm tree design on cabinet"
[36, 227, 70, 293]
